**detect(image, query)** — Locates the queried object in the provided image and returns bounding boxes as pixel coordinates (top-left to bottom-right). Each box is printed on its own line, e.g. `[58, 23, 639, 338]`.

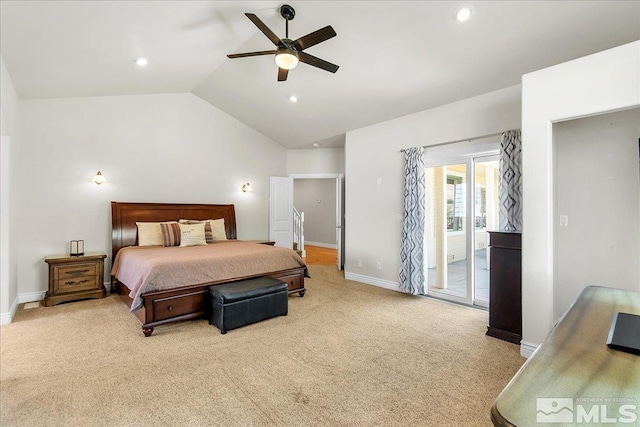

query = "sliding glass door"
[425, 155, 499, 307]
[472, 157, 500, 307]
[426, 163, 469, 301]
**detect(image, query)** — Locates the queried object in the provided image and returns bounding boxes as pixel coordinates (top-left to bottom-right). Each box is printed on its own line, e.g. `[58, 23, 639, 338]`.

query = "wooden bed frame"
[111, 202, 306, 336]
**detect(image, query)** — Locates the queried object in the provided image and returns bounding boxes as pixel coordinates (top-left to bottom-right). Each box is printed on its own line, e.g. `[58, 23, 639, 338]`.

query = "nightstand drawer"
[56, 275, 98, 293]
[55, 263, 97, 279]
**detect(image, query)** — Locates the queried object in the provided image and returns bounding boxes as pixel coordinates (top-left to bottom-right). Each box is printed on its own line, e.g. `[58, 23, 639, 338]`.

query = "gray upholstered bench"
[208, 277, 288, 334]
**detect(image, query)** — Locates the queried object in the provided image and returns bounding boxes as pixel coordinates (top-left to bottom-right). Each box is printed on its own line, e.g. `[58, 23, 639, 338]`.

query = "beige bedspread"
[111, 241, 308, 311]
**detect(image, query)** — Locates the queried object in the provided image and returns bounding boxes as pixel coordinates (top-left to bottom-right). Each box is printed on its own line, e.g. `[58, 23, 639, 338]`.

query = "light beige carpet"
[1, 265, 523, 426]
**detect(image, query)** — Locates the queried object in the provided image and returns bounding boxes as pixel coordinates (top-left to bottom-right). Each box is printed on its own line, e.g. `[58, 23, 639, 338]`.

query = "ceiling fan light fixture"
[227, 6, 338, 81]
[275, 47, 299, 70]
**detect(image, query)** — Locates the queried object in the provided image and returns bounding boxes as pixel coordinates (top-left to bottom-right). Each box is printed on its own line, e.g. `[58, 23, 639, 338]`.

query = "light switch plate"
[559, 215, 569, 227]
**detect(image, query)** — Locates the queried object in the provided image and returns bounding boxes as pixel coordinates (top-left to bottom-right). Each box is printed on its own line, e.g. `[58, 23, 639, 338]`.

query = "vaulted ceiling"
[1, 1, 638, 148]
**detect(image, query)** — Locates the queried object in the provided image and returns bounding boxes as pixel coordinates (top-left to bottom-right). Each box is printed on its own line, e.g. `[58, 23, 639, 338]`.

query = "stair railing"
[293, 206, 305, 256]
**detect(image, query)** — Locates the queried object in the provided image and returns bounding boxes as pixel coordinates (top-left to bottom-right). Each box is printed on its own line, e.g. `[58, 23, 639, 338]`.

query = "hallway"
[304, 245, 337, 266]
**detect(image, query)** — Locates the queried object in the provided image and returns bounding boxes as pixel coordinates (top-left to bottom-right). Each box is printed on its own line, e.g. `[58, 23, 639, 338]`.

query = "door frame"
[289, 173, 345, 270]
[424, 153, 499, 308]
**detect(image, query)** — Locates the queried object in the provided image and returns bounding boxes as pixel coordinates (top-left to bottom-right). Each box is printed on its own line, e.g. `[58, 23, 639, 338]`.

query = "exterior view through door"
[425, 155, 500, 307]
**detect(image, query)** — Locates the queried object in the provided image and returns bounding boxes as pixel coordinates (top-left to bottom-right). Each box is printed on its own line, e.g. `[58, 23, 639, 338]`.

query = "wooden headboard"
[111, 202, 237, 260]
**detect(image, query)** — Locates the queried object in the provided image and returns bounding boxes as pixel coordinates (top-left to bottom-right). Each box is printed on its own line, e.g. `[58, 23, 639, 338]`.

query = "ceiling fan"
[227, 4, 339, 82]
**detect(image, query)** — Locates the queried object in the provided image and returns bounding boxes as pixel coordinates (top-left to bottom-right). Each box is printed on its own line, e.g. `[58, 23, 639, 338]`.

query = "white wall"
[344, 85, 521, 289]
[554, 108, 640, 320]
[286, 147, 344, 175]
[16, 93, 286, 298]
[0, 55, 20, 324]
[521, 40, 640, 356]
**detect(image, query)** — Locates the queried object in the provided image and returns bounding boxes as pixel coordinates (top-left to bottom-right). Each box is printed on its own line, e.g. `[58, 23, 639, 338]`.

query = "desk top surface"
[491, 286, 640, 426]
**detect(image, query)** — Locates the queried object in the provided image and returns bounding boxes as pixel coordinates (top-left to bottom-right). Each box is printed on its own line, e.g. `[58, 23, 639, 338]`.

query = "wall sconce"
[92, 171, 107, 185]
[242, 182, 253, 193]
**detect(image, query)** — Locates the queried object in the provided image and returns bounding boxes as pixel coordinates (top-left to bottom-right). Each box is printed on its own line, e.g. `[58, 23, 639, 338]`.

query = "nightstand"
[44, 253, 107, 307]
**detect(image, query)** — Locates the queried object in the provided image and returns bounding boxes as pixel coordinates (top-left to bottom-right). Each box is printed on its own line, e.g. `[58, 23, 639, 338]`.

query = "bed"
[111, 202, 307, 336]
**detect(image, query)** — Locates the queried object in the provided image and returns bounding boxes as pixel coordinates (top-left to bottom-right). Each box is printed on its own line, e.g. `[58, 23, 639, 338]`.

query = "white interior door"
[269, 176, 293, 249]
[336, 176, 345, 270]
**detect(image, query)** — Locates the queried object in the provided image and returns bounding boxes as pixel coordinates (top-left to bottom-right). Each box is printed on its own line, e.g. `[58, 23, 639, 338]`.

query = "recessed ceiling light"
[133, 57, 148, 66]
[454, 4, 474, 22]
[289, 95, 298, 103]
[312, 143, 320, 147]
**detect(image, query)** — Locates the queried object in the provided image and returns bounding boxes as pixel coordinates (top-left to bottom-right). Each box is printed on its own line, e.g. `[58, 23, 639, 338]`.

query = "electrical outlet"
[376, 261, 382, 270]
[448, 254, 455, 262]
[317, 199, 321, 204]
[357, 259, 362, 268]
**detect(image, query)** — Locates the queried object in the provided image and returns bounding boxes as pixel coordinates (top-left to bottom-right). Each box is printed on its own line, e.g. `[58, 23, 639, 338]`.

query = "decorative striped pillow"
[160, 222, 181, 247]
[137, 221, 178, 246]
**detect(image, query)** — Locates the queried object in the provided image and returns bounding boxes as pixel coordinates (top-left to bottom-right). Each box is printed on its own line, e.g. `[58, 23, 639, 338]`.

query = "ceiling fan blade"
[227, 50, 275, 59]
[298, 51, 339, 73]
[278, 67, 289, 82]
[245, 13, 281, 46]
[293, 26, 337, 51]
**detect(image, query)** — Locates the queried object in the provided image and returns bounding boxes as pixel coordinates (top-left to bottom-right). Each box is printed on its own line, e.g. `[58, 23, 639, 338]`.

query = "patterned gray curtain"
[399, 147, 426, 295]
[499, 129, 523, 232]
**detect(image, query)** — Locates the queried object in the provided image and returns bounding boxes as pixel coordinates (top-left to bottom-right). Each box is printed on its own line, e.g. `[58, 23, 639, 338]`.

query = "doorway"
[290, 173, 345, 270]
[425, 155, 499, 307]
[304, 245, 339, 266]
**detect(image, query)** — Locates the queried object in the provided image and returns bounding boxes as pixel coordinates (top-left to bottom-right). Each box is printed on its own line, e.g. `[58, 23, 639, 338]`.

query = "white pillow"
[179, 223, 207, 247]
[136, 222, 177, 246]
[179, 218, 228, 242]
[207, 218, 228, 241]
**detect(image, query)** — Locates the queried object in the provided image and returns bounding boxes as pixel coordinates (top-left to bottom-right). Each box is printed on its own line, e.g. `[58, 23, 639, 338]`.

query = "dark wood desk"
[491, 286, 640, 426]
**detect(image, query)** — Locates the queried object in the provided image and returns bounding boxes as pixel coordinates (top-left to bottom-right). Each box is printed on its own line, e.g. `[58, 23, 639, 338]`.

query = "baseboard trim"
[1, 283, 112, 325]
[486, 327, 521, 345]
[520, 341, 538, 358]
[0, 295, 19, 325]
[19, 291, 47, 304]
[344, 272, 400, 292]
[305, 241, 337, 250]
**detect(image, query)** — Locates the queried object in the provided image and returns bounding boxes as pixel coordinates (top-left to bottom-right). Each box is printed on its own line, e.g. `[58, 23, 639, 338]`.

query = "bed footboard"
[115, 267, 306, 336]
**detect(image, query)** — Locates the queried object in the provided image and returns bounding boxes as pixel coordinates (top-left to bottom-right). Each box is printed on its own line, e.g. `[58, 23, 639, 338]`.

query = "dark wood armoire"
[486, 231, 522, 344]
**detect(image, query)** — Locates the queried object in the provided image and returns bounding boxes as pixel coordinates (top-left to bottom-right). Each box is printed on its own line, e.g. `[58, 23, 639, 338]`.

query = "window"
[447, 175, 464, 232]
